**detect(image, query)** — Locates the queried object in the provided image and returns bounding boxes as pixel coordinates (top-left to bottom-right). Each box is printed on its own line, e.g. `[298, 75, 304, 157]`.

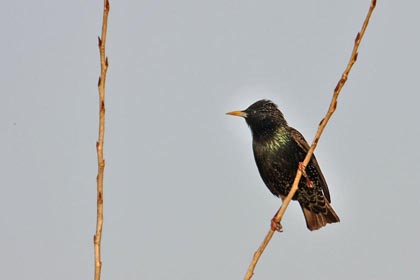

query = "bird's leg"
[271, 195, 284, 232]
[299, 162, 314, 188]
[271, 212, 283, 232]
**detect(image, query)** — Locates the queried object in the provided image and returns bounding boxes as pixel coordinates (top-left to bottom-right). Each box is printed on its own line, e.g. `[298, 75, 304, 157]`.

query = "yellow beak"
[226, 110, 247, 118]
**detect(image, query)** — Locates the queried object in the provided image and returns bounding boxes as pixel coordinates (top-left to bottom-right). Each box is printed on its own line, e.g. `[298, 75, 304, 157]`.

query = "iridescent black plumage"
[227, 100, 339, 231]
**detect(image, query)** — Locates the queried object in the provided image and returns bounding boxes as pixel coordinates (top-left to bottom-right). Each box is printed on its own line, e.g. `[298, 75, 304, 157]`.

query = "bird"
[227, 99, 340, 231]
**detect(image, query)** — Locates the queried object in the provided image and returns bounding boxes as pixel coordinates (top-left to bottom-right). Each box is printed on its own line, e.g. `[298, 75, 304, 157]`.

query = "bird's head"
[227, 99, 288, 140]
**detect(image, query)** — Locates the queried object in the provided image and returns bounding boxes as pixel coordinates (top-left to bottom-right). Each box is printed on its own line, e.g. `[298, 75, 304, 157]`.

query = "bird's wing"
[289, 127, 331, 202]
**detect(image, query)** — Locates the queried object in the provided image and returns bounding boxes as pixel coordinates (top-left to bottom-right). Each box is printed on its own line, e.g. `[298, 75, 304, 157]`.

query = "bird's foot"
[298, 162, 307, 175]
[299, 162, 314, 188]
[271, 217, 283, 232]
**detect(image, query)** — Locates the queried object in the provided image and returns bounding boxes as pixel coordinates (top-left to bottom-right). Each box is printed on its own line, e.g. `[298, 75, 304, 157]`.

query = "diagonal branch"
[244, 1, 376, 279]
[94, 1, 110, 280]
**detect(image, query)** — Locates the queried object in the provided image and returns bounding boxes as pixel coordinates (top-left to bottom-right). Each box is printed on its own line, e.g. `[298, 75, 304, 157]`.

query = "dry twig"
[244, 1, 376, 279]
[94, 1, 110, 280]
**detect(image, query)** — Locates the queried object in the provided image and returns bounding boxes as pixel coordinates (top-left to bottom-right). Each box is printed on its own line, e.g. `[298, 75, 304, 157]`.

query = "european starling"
[227, 99, 340, 231]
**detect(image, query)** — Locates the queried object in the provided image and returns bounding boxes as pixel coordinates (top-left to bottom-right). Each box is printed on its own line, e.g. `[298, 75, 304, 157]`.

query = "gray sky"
[1, 1, 419, 279]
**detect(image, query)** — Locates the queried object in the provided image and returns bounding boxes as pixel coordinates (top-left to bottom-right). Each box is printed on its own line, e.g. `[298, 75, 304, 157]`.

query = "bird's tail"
[301, 201, 340, 231]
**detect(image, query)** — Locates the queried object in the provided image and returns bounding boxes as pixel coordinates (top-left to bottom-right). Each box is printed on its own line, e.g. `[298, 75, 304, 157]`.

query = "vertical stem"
[94, 1, 110, 280]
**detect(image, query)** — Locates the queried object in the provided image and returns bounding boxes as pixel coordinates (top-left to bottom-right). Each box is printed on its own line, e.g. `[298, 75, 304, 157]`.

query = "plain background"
[1, 1, 419, 279]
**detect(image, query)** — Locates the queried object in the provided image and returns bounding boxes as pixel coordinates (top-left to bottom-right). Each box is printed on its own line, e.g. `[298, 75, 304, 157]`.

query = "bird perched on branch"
[227, 99, 339, 231]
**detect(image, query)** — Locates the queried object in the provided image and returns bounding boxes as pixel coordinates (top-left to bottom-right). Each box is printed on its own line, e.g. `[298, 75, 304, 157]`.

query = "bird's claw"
[271, 218, 283, 232]
[299, 162, 314, 188]
[298, 162, 307, 174]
